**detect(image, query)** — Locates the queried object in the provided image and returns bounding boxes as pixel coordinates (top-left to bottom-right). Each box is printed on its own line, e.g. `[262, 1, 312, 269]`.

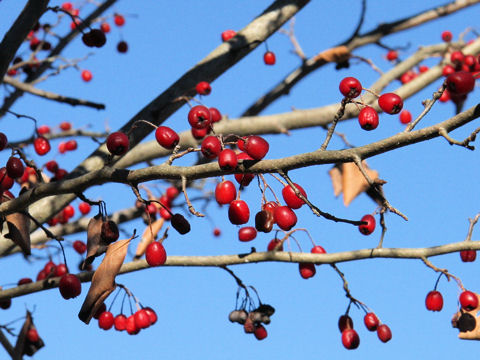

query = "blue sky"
[0, 0, 480, 359]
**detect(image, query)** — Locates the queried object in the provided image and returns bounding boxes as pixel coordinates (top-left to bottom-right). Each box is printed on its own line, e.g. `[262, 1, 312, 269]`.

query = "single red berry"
[425, 290, 443, 311]
[450, 50, 464, 64]
[44, 260, 56, 275]
[254, 324, 268, 340]
[98, 311, 114, 330]
[263, 51, 276, 65]
[93, 303, 107, 319]
[273, 206, 297, 231]
[27, 328, 39, 342]
[358, 107, 379, 130]
[311, 245, 326, 254]
[442, 64, 456, 77]
[364, 312, 379, 331]
[34, 137, 51, 155]
[155, 126, 179, 149]
[114, 314, 127, 331]
[377, 324, 392, 343]
[100, 22, 110, 33]
[399, 110, 412, 124]
[117, 41, 128, 53]
[244, 135, 269, 160]
[446, 71, 475, 95]
[78, 202, 91, 215]
[238, 227, 257, 242]
[18, 278, 33, 286]
[81, 70, 92, 82]
[0, 168, 14, 192]
[215, 180, 236, 205]
[37, 125, 50, 135]
[358, 214, 375, 235]
[459, 290, 479, 311]
[73, 240, 87, 254]
[338, 315, 354, 333]
[228, 200, 250, 225]
[267, 238, 283, 251]
[134, 309, 151, 329]
[439, 89, 451, 103]
[441, 30, 453, 42]
[65, 139, 77, 151]
[213, 228, 221, 237]
[159, 207, 172, 220]
[418, 65, 429, 73]
[221, 30, 236, 42]
[339, 77, 362, 98]
[6, 157, 24, 178]
[0, 133, 7, 151]
[106, 131, 129, 155]
[195, 81, 211, 95]
[282, 183, 307, 209]
[126, 315, 140, 335]
[299, 262, 316, 279]
[209, 107, 222, 123]
[191, 127, 209, 139]
[59, 121, 71, 131]
[263, 201, 278, 215]
[114, 14, 125, 26]
[61, 2, 73, 11]
[218, 149, 238, 171]
[342, 328, 360, 350]
[146, 241, 167, 266]
[58, 274, 81, 299]
[54, 168, 68, 180]
[460, 250, 476, 262]
[188, 105, 211, 129]
[378, 93, 403, 114]
[45, 160, 58, 173]
[237, 138, 245, 151]
[201, 136, 221, 159]
[63, 204, 75, 219]
[36, 269, 47, 281]
[386, 50, 398, 61]
[58, 142, 67, 154]
[144, 307, 157, 325]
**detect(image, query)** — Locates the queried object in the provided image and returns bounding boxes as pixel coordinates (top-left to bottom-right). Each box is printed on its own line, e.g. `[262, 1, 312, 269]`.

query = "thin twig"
[181, 176, 205, 217]
[421, 256, 464, 291]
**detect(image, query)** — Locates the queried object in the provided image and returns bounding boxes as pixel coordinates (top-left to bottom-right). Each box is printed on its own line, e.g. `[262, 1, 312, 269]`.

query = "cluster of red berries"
[229, 304, 275, 341]
[339, 313, 392, 350]
[96, 305, 157, 335]
[36, 260, 68, 281]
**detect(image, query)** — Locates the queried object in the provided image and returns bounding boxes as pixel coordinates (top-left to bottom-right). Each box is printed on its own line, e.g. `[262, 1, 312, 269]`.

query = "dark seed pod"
[255, 210, 274, 233]
[257, 304, 275, 316]
[101, 220, 119, 243]
[90, 29, 106, 47]
[458, 312, 476, 332]
[171, 213, 190, 235]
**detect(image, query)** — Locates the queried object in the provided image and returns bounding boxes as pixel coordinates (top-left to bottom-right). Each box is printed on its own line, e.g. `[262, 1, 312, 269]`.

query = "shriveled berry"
[117, 41, 128, 53]
[338, 314, 354, 333]
[171, 213, 191, 234]
[254, 324, 268, 340]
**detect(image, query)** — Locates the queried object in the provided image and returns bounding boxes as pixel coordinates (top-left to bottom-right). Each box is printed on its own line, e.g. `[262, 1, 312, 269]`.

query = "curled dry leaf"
[78, 236, 132, 324]
[313, 45, 350, 64]
[81, 214, 104, 270]
[453, 292, 480, 340]
[15, 310, 44, 357]
[135, 217, 164, 258]
[5, 212, 31, 256]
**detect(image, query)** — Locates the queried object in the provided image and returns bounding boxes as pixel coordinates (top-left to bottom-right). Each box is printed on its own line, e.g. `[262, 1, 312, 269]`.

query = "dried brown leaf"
[313, 45, 350, 64]
[78, 236, 132, 324]
[136, 217, 164, 258]
[81, 214, 104, 270]
[5, 212, 31, 256]
[341, 162, 379, 206]
[328, 165, 343, 197]
[15, 311, 44, 357]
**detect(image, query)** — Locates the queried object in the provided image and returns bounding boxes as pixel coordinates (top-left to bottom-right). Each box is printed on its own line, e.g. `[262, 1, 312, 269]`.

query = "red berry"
[93, 303, 107, 319]
[106, 131, 129, 155]
[0, 133, 7, 151]
[228, 200, 250, 225]
[386, 50, 398, 61]
[442, 64, 456, 77]
[263, 51, 276, 65]
[100, 22, 110, 33]
[191, 127, 209, 139]
[0, 168, 14, 192]
[273, 206, 297, 231]
[254, 324, 268, 340]
[441, 30, 452, 42]
[78, 202, 91, 215]
[98, 311, 114, 330]
[237, 138, 245, 151]
[37, 125, 50, 135]
[244, 135, 269, 160]
[238, 227, 257, 242]
[213, 228, 221, 237]
[282, 183, 307, 209]
[34, 137, 51, 155]
[400, 70, 416, 84]
[146, 241, 167, 266]
[195, 81, 211, 96]
[358, 106, 379, 130]
[209, 107, 222, 123]
[188, 105, 211, 129]
[215, 180, 236, 205]
[234, 152, 255, 185]
[117, 41, 128, 53]
[155, 126, 179, 149]
[342, 328, 360, 350]
[311, 245, 326, 254]
[339, 77, 362, 98]
[134, 309, 151, 329]
[267, 238, 283, 251]
[81, 70, 92, 82]
[459, 290, 479, 311]
[114, 314, 127, 331]
[460, 250, 476, 262]
[338, 314, 354, 333]
[65, 139, 77, 151]
[201, 136, 221, 159]
[126, 315, 139, 335]
[59, 122, 71, 131]
[221, 30, 236, 42]
[446, 71, 475, 95]
[439, 89, 451, 102]
[54, 168, 68, 180]
[55, 264, 68, 277]
[61, 2, 73, 11]
[425, 290, 443, 311]
[114, 14, 125, 26]
[378, 93, 403, 114]
[263, 201, 278, 215]
[6, 157, 24, 178]
[58, 274, 81, 299]
[299, 262, 316, 279]
[36, 269, 47, 281]
[364, 312, 379, 331]
[18, 278, 33, 285]
[358, 214, 375, 235]
[45, 160, 58, 173]
[58, 142, 67, 154]
[418, 65, 429, 73]
[27, 328, 39, 342]
[399, 110, 412, 124]
[450, 50, 464, 64]
[63, 205, 75, 218]
[377, 324, 392, 343]
[218, 149, 238, 171]
[144, 307, 157, 325]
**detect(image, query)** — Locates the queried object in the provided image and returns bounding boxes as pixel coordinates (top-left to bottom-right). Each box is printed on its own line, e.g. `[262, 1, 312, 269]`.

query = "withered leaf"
[328, 165, 343, 197]
[15, 310, 44, 357]
[453, 292, 480, 340]
[5, 212, 31, 256]
[78, 237, 131, 324]
[313, 45, 350, 64]
[81, 214, 105, 270]
[136, 217, 164, 258]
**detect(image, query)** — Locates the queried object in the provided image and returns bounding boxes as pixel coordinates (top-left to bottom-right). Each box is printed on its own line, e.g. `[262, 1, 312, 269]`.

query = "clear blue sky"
[0, 0, 479, 359]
